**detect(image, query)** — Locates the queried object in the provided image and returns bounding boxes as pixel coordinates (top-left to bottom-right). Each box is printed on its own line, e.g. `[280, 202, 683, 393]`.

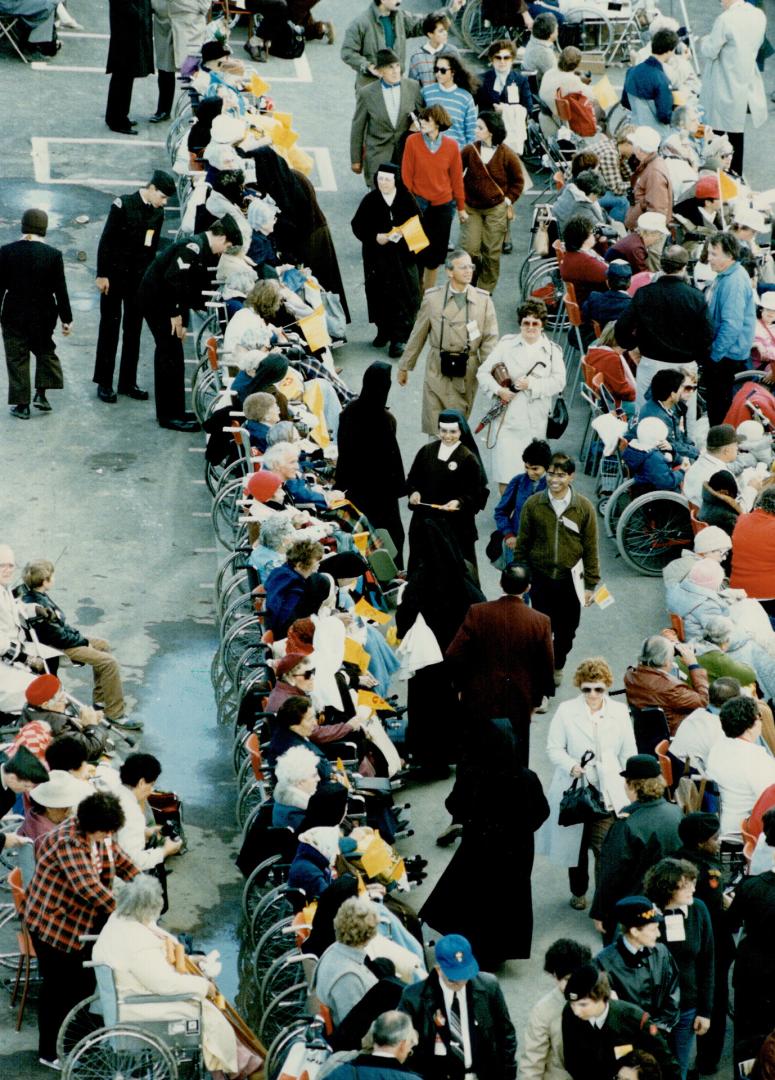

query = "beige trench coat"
[398, 283, 499, 434]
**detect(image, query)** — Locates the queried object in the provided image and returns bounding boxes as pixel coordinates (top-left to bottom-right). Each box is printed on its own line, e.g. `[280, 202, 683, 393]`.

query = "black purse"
[546, 393, 569, 439]
[438, 286, 471, 380]
[558, 751, 608, 827]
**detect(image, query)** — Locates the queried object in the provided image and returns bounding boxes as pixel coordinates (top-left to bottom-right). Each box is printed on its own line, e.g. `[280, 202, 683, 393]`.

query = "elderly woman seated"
[243, 392, 280, 452]
[93, 876, 262, 1080]
[267, 653, 365, 752]
[248, 515, 295, 583]
[267, 695, 332, 779]
[663, 524, 732, 589]
[265, 538, 325, 639]
[272, 745, 321, 831]
[262, 441, 344, 512]
[18, 769, 92, 844]
[693, 615, 775, 709]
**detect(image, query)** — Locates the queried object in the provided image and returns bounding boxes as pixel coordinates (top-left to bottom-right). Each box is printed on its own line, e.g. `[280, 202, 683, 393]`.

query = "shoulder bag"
[558, 750, 609, 826]
[546, 394, 569, 439]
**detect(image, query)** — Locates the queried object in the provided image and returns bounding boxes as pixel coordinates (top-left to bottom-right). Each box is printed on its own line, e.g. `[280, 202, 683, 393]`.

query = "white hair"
[114, 875, 164, 922]
[262, 441, 299, 470]
[275, 746, 320, 787]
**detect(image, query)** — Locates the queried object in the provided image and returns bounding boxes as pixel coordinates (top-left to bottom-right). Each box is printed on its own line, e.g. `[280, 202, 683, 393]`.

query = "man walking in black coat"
[139, 215, 242, 432]
[327, 1012, 422, 1080]
[93, 170, 177, 404]
[105, 0, 154, 133]
[399, 934, 517, 1080]
[0, 209, 72, 420]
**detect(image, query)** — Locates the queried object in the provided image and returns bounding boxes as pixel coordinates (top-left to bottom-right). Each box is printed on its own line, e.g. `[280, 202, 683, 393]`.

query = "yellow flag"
[249, 74, 270, 97]
[592, 75, 619, 111]
[353, 532, 369, 554]
[298, 305, 331, 352]
[361, 834, 400, 879]
[718, 170, 739, 201]
[386, 626, 400, 647]
[344, 638, 370, 672]
[357, 689, 392, 712]
[271, 123, 299, 150]
[354, 598, 391, 625]
[302, 379, 330, 449]
[272, 110, 293, 129]
[397, 215, 430, 254]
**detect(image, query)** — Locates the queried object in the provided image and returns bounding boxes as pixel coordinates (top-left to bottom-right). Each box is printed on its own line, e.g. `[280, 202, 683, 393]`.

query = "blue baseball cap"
[435, 935, 479, 981]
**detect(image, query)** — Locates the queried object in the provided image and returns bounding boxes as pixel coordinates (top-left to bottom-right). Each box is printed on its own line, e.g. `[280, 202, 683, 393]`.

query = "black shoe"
[502, 241, 513, 254]
[118, 384, 149, 401]
[127, 118, 138, 126]
[33, 391, 52, 411]
[97, 385, 117, 403]
[436, 823, 463, 847]
[106, 123, 138, 135]
[372, 332, 389, 348]
[109, 716, 144, 732]
[149, 110, 171, 123]
[159, 417, 201, 432]
[10, 404, 30, 420]
[388, 341, 405, 358]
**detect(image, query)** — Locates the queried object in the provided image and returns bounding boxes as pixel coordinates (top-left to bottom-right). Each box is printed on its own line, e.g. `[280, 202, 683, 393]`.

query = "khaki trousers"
[459, 201, 509, 294]
[63, 637, 124, 720]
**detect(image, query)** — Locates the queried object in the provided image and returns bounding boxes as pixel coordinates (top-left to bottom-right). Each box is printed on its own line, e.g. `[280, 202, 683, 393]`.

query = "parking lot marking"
[31, 136, 165, 186]
[304, 147, 336, 192]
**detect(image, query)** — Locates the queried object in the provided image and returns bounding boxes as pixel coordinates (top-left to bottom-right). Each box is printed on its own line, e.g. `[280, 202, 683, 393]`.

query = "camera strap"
[437, 284, 471, 354]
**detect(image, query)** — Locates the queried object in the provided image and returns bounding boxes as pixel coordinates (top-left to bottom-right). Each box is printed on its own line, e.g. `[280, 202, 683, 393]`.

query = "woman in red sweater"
[559, 213, 608, 306]
[401, 103, 466, 290]
[730, 489, 775, 614]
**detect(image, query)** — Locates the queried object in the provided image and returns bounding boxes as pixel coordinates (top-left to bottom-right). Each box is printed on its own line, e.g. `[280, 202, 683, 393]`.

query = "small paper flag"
[344, 638, 370, 672]
[718, 170, 739, 201]
[397, 215, 430, 254]
[592, 75, 619, 111]
[272, 110, 293, 129]
[298, 305, 331, 352]
[302, 379, 330, 449]
[386, 626, 400, 647]
[593, 583, 615, 609]
[358, 689, 392, 712]
[249, 74, 270, 97]
[353, 532, 369, 554]
[354, 598, 391, 625]
[271, 123, 299, 150]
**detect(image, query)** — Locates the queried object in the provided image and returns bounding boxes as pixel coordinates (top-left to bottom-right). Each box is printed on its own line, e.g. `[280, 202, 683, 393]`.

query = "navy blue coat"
[476, 69, 534, 113]
[265, 563, 307, 638]
[287, 840, 333, 899]
[327, 1054, 423, 1080]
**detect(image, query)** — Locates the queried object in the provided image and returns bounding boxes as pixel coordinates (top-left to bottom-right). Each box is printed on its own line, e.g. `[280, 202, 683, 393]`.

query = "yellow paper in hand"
[344, 638, 371, 672]
[593, 583, 615, 609]
[302, 379, 330, 448]
[398, 215, 430, 254]
[353, 532, 369, 554]
[592, 75, 619, 111]
[249, 74, 270, 97]
[298, 305, 331, 352]
[360, 835, 396, 878]
[718, 170, 739, 201]
[358, 689, 392, 712]
[354, 598, 391, 625]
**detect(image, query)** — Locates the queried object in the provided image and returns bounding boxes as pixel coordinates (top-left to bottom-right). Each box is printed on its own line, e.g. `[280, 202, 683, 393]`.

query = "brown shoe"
[323, 20, 335, 44]
[570, 895, 587, 910]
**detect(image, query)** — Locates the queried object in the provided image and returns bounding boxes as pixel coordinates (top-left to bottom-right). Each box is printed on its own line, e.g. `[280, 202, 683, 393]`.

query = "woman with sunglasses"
[537, 657, 636, 912]
[421, 53, 479, 149]
[476, 299, 565, 490]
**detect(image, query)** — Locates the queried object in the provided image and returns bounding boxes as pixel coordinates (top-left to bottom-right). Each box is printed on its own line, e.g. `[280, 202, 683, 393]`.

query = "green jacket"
[341, 5, 431, 87]
[514, 489, 601, 589]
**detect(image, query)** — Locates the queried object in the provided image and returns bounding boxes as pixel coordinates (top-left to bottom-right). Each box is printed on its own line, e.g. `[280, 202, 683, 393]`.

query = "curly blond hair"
[573, 658, 614, 688]
[334, 897, 379, 948]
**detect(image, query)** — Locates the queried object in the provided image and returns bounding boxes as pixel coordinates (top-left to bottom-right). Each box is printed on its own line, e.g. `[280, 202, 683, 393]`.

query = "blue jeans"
[671, 1007, 697, 1080]
[599, 190, 629, 223]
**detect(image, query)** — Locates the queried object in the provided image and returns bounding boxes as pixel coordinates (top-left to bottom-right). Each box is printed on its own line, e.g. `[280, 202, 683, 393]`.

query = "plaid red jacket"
[25, 818, 139, 952]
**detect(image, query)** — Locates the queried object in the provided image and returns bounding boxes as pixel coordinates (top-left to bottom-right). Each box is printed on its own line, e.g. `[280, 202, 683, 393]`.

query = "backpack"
[555, 89, 597, 137]
[269, 20, 305, 59]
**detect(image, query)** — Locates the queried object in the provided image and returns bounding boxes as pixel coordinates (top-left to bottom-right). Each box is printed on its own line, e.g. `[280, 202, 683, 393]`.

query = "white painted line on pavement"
[58, 31, 109, 38]
[31, 52, 312, 80]
[31, 62, 104, 71]
[303, 147, 336, 192]
[268, 53, 312, 83]
[188, 447, 206, 453]
[31, 136, 164, 186]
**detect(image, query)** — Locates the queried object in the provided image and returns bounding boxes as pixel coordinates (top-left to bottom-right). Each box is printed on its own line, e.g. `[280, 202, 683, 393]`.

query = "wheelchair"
[604, 480, 693, 577]
[60, 961, 206, 1080]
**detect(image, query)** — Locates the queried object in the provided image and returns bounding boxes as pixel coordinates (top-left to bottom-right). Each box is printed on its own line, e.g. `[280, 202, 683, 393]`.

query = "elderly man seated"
[681, 615, 775, 701]
[624, 635, 709, 736]
[683, 424, 765, 509]
[326, 1011, 420, 1080]
[0, 544, 53, 715]
[707, 695, 775, 835]
[21, 673, 110, 761]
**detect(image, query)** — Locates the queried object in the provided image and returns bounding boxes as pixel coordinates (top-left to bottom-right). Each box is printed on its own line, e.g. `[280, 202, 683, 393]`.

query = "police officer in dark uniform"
[596, 897, 681, 1033]
[93, 170, 177, 404]
[562, 964, 679, 1080]
[139, 215, 242, 432]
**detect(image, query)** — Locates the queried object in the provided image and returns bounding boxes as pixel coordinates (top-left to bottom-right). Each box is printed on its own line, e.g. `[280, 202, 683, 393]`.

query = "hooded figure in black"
[420, 718, 549, 968]
[406, 408, 489, 576]
[395, 519, 485, 778]
[351, 163, 421, 354]
[335, 361, 407, 563]
[188, 98, 224, 162]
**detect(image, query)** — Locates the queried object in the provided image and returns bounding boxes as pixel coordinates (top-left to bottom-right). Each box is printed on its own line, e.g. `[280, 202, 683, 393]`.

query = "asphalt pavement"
[1, 0, 775, 1075]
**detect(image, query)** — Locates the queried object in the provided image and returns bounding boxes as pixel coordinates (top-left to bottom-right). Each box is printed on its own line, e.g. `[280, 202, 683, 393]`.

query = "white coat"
[536, 694, 636, 867]
[700, 0, 767, 134]
[476, 333, 565, 484]
[92, 914, 239, 1075]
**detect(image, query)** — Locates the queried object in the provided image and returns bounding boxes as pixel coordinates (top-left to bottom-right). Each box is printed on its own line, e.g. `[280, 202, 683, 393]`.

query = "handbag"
[437, 285, 470, 379]
[546, 394, 569, 439]
[558, 751, 609, 826]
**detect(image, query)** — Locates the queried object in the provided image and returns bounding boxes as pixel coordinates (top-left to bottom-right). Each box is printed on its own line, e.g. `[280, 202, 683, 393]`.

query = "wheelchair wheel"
[62, 1025, 178, 1080]
[221, 591, 258, 637]
[215, 547, 252, 604]
[253, 915, 298, 975]
[221, 615, 265, 683]
[56, 994, 103, 1063]
[603, 478, 635, 539]
[458, 0, 523, 53]
[237, 779, 268, 830]
[218, 569, 250, 619]
[194, 312, 219, 359]
[242, 854, 287, 926]
[563, 6, 614, 58]
[259, 951, 308, 1011]
[258, 982, 310, 1047]
[616, 492, 692, 577]
[191, 366, 219, 425]
[264, 1019, 310, 1080]
[211, 477, 245, 549]
[250, 884, 294, 947]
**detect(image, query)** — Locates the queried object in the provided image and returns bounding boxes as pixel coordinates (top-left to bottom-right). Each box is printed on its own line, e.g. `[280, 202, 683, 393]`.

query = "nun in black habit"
[405, 408, 488, 577]
[419, 717, 550, 969]
[350, 163, 421, 356]
[335, 361, 407, 564]
[395, 519, 485, 779]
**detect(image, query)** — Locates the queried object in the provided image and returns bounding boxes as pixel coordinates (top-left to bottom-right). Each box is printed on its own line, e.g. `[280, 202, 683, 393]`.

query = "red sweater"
[401, 132, 465, 210]
[560, 250, 608, 305]
[730, 509, 775, 599]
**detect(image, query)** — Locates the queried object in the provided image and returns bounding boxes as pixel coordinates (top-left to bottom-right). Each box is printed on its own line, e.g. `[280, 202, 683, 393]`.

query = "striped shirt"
[407, 42, 459, 87]
[421, 83, 477, 149]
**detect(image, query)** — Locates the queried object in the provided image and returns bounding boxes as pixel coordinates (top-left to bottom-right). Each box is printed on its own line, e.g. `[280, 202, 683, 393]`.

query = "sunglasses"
[434, 65, 451, 72]
[298, 669, 315, 678]
[493, 53, 512, 60]
[521, 318, 543, 326]
[682, 384, 698, 392]
[580, 685, 607, 694]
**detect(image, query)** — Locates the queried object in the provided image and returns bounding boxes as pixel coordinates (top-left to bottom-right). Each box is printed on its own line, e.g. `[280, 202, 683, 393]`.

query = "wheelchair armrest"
[122, 993, 202, 1005]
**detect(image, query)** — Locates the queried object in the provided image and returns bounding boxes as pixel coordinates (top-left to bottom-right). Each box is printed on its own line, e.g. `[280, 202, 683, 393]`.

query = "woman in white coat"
[536, 657, 636, 910]
[699, 0, 767, 173]
[93, 876, 262, 1080]
[476, 298, 565, 490]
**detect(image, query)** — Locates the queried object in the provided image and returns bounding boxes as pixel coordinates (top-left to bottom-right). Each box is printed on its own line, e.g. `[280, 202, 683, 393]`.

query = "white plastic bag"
[396, 612, 443, 680]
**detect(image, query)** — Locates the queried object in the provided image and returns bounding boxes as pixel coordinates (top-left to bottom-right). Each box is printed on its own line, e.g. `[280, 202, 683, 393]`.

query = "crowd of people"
[6, 0, 775, 1079]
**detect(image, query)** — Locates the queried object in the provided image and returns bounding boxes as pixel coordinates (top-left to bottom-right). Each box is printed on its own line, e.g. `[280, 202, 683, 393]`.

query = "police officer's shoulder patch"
[113, 197, 123, 208]
[185, 242, 200, 253]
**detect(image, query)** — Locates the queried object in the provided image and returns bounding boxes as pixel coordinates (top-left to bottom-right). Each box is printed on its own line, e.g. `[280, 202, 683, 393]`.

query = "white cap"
[634, 416, 669, 450]
[737, 419, 765, 441]
[638, 211, 669, 234]
[31, 770, 93, 809]
[210, 114, 245, 144]
[694, 525, 732, 554]
[631, 126, 661, 153]
[760, 292, 775, 312]
[734, 206, 767, 233]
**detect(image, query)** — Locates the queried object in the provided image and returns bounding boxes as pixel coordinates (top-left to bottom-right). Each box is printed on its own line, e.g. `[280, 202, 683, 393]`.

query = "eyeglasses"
[580, 685, 607, 694]
[434, 65, 451, 72]
[0, 563, 16, 570]
[299, 669, 315, 678]
[521, 318, 543, 326]
[682, 384, 698, 392]
[493, 53, 512, 60]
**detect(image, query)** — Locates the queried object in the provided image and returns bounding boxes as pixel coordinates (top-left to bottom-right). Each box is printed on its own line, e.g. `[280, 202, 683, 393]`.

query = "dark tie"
[449, 992, 466, 1065]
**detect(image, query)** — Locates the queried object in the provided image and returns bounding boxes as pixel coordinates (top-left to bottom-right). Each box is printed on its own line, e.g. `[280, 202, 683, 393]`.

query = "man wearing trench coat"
[105, 0, 154, 132]
[397, 251, 498, 435]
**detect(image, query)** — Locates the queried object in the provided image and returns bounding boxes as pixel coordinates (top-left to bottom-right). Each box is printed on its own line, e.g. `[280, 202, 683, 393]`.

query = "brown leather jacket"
[624, 663, 709, 736]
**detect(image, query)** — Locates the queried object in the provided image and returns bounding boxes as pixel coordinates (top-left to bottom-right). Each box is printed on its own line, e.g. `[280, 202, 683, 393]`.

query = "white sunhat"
[32, 769, 93, 809]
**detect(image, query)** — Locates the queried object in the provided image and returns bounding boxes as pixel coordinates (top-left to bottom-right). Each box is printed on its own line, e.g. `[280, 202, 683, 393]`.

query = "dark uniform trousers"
[3, 327, 63, 405]
[529, 568, 581, 674]
[31, 933, 95, 1061]
[105, 74, 135, 128]
[143, 306, 186, 420]
[93, 276, 143, 390]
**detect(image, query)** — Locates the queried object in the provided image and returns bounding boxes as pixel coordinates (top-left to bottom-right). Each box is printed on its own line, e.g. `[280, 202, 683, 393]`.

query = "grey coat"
[350, 78, 424, 186]
[341, 4, 430, 87]
[700, 0, 767, 132]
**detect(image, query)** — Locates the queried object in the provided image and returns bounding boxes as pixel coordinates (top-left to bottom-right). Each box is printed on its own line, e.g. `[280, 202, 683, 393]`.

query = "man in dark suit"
[139, 214, 242, 432]
[93, 170, 177, 404]
[399, 934, 517, 1080]
[0, 209, 72, 420]
[445, 562, 555, 763]
[350, 49, 423, 187]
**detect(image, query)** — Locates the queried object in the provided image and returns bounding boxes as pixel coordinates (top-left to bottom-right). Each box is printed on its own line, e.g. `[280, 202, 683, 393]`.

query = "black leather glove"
[34, 605, 59, 622]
